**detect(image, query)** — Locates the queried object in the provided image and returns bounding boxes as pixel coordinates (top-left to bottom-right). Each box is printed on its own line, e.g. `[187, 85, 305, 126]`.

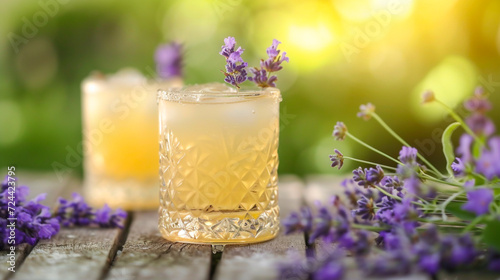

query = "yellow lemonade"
[82, 69, 182, 210]
[158, 83, 281, 244]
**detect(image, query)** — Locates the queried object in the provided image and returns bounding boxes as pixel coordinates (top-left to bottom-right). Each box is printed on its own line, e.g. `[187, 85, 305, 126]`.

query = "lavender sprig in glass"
[249, 39, 289, 88]
[220, 36, 248, 88]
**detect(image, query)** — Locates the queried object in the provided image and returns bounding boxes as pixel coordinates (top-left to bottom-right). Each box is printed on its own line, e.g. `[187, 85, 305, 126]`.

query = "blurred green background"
[1, 0, 499, 177]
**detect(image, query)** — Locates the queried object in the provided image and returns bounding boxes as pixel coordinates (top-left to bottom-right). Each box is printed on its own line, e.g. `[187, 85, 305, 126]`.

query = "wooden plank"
[11, 178, 128, 280]
[214, 175, 307, 280]
[12, 228, 124, 280]
[106, 211, 212, 280]
[0, 172, 69, 279]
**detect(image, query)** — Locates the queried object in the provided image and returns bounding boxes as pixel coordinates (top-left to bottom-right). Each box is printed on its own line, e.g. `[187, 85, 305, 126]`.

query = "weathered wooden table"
[1, 173, 497, 280]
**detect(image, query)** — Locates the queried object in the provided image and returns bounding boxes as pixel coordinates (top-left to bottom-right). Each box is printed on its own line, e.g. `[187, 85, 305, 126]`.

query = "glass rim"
[157, 83, 281, 103]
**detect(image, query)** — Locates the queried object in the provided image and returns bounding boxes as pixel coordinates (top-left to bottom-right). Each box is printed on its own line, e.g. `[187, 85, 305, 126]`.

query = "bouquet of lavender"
[281, 87, 500, 279]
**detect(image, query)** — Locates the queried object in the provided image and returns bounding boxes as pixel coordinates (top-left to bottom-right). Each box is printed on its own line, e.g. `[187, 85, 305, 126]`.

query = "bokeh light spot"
[371, 0, 414, 19]
[411, 56, 477, 123]
[334, 0, 373, 22]
[162, 0, 216, 45]
[289, 24, 334, 52]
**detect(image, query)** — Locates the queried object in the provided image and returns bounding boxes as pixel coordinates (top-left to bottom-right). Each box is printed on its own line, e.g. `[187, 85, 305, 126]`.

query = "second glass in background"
[82, 68, 182, 210]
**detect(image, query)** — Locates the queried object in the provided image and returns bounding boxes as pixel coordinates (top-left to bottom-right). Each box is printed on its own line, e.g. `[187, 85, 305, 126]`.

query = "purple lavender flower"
[341, 179, 360, 207]
[219, 36, 236, 58]
[155, 42, 183, 79]
[224, 63, 248, 86]
[355, 196, 375, 220]
[461, 188, 493, 216]
[309, 206, 333, 242]
[466, 113, 496, 137]
[352, 167, 370, 187]
[437, 234, 477, 271]
[55, 193, 94, 227]
[418, 253, 440, 275]
[312, 250, 345, 280]
[228, 46, 244, 63]
[357, 103, 375, 121]
[456, 134, 474, 164]
[404, 175, 435, 199]
[338, 230, 371, 256]
[392, 198, 420, 222]
[260, 39, 289, 73]
[404, 176, 421, 197]
[476, 137, 500, 180]
[277, 253, 309, 280]
[247, 68, 276, 88]
[463, 179, 475, 190]
[266, 39, 282, 59]
[0, 178, 60, 249]
[381, 176, 403, 191]
[377, 197, 420, 227]
[249, 39, 288, 88]
[475, 150, 496, 180]
[464, 87, 492, 113]
[451, 157, 465, 176]
[398, 146, 418, 164]
[3, 193, 60, 248]
[375, 195, 397, 217]
[283, 207, 313, 235]
[329, 149, 344, 169]
[220, 36, 248, 88]
[359, 249, 412, 276]
[332, 122, 347, 141]
[365, 165, 384, 184]
[278, 250, 345, 280]
[94, 204, 127, 228]
[55, 193, 127, 228]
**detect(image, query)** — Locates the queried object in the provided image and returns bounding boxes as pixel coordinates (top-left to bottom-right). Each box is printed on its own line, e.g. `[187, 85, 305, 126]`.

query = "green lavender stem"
[417, 218, 468, 227]
[346, 132, 403, 166]
[462, 216, 486, 233]
[435, 99, 485, 147]
[372, 113, 444, 178]
[419, 173, 463, 188]
[343, 156, 397, 171]
[352, 224, 388, 232]
[439, 190, 466, 221]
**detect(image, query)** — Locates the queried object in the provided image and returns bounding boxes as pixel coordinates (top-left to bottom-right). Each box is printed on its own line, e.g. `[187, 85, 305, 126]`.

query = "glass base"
[158, 206, 280, 244]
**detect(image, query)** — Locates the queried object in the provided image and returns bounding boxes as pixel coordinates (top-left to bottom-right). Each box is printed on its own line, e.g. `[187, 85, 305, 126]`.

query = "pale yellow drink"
[158, 83, 281, 244]
[82, 68, 182, 210]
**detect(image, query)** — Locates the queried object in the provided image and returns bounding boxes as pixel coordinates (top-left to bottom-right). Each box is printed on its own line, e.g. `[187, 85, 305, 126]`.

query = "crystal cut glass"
[158, 83, 281, 244]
